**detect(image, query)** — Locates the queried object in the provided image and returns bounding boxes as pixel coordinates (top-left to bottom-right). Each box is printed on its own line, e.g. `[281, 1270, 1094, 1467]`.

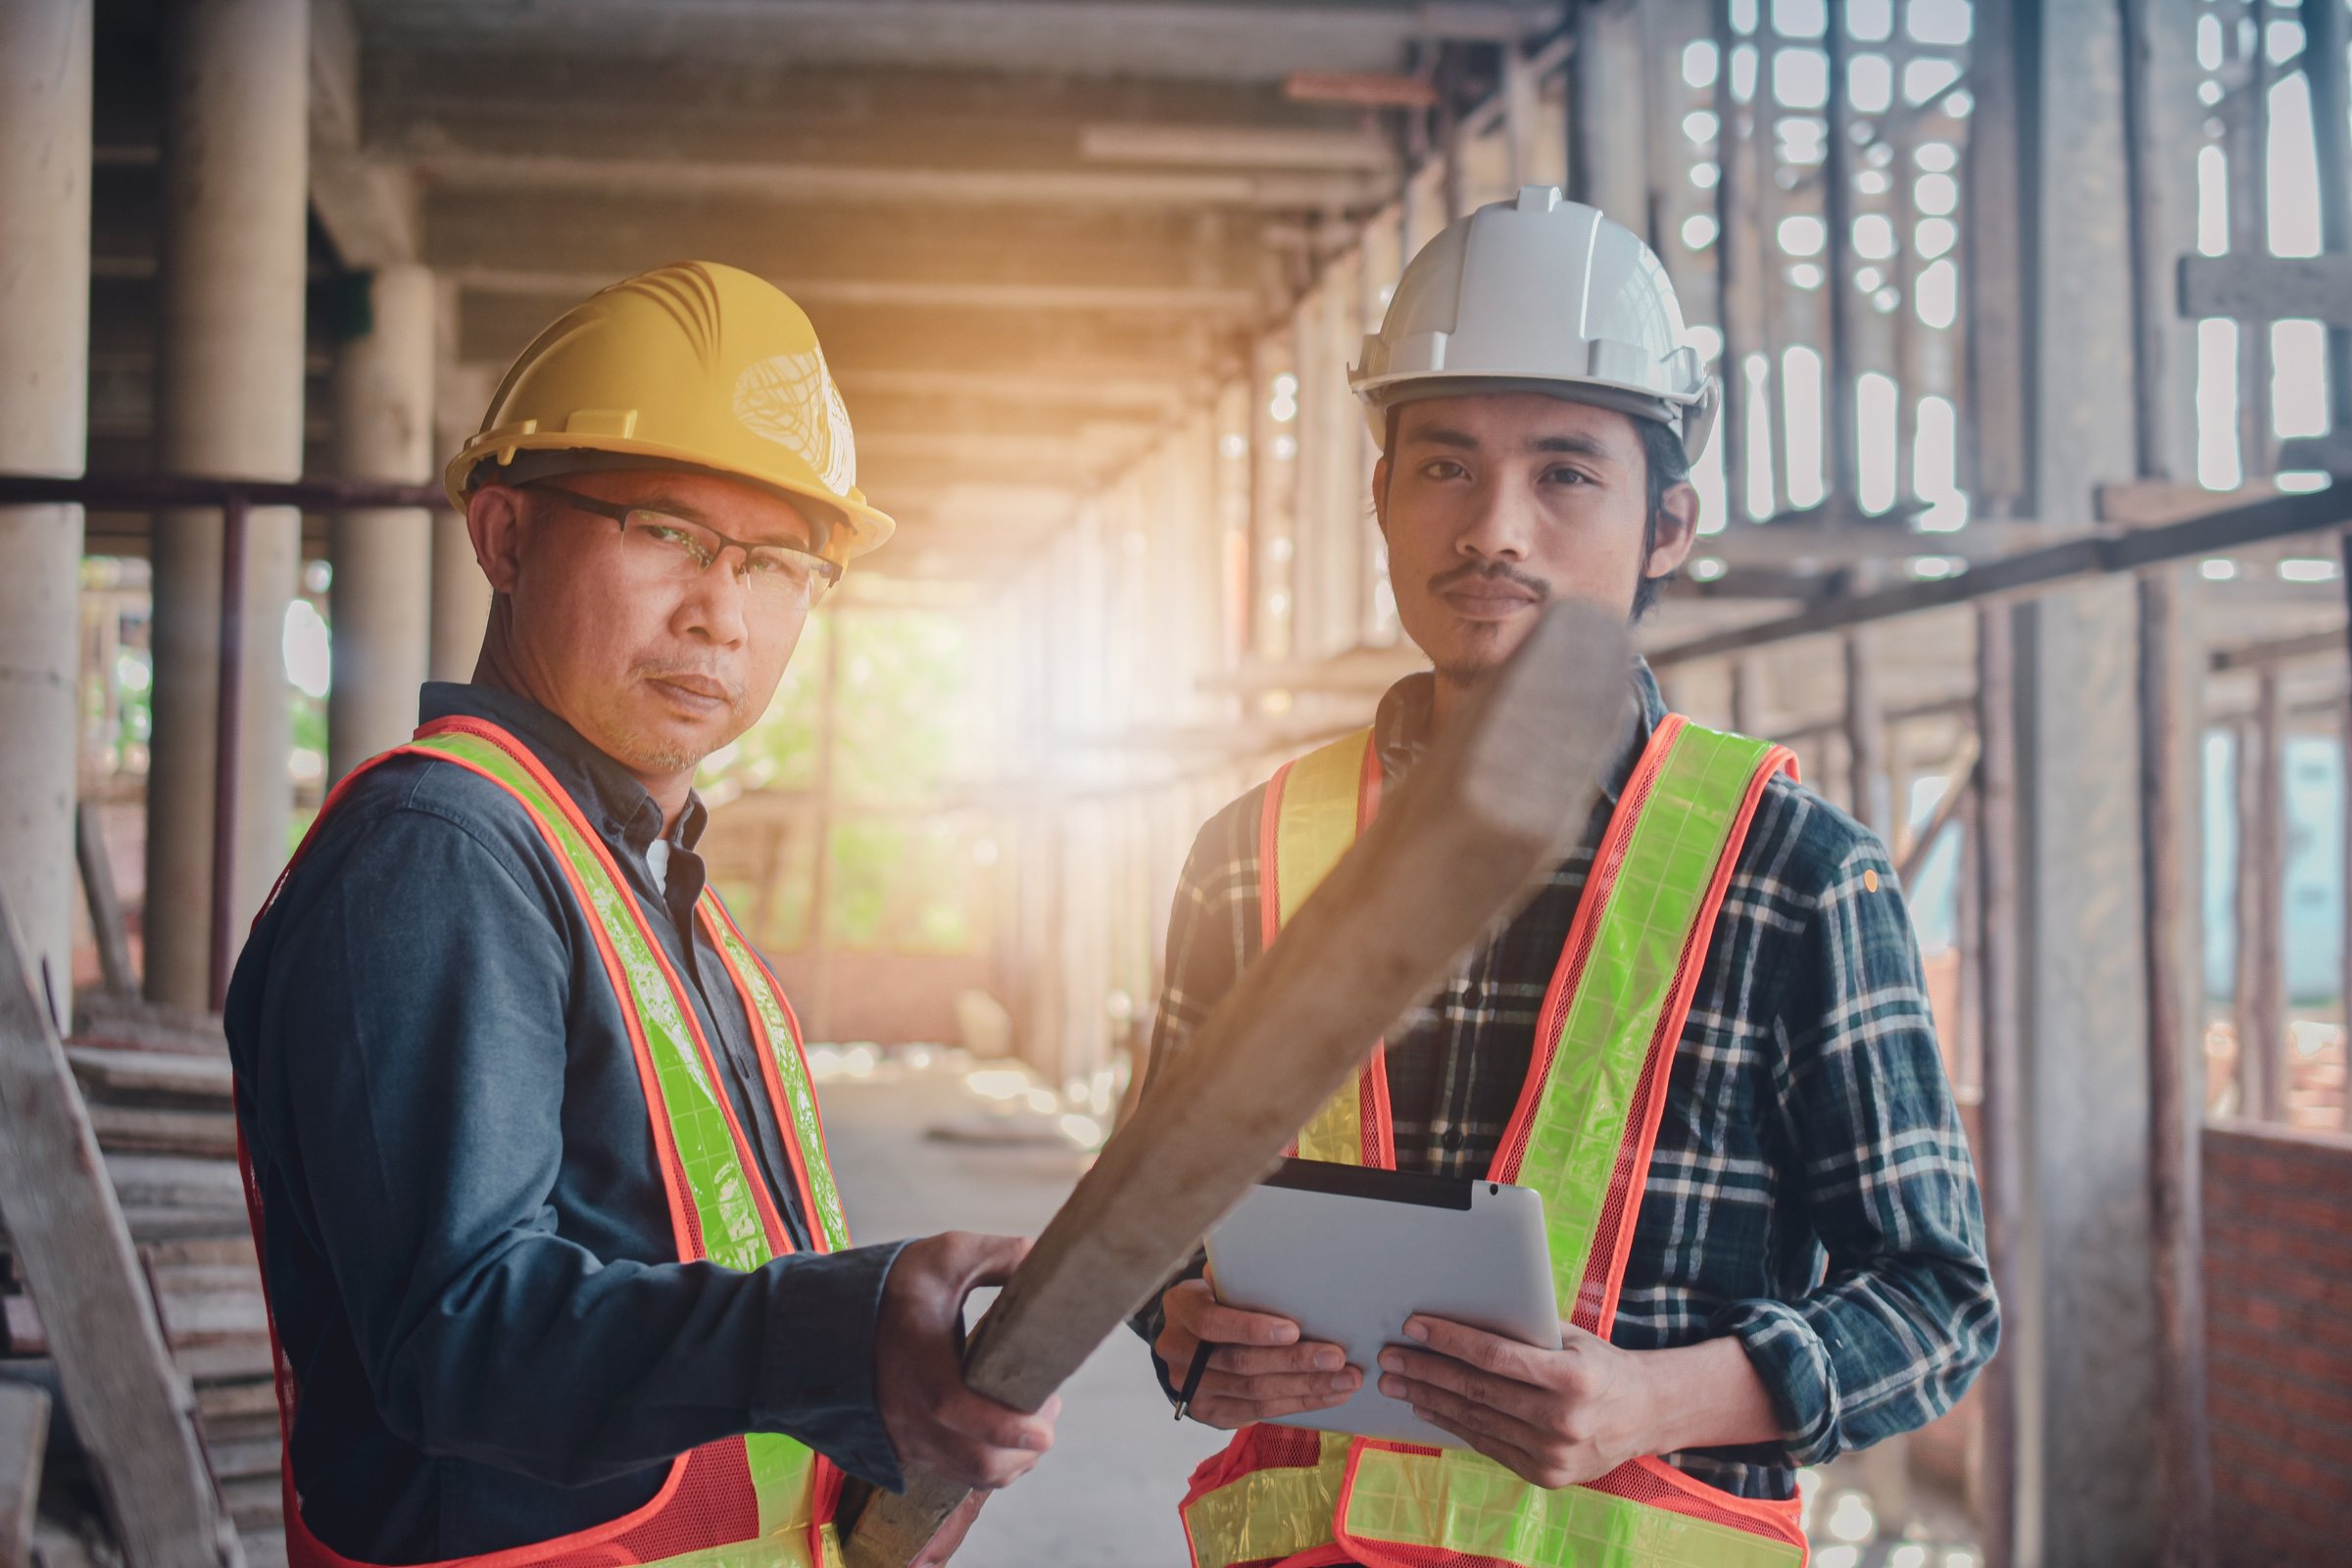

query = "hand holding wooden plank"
[841, 602, 1635, 1568]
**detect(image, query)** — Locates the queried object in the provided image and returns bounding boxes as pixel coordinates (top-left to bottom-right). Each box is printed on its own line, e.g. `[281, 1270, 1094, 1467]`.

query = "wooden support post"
[805, 612, 841, 1042]
[1844, 629, 1890, 839]
[1729, 654, 1765, 739]
[75, 802, 135, 1001]
[1892, 734, 1978, 889]
[2344, 687, 2352, 1133]
[0, 1381, 49, 1568]
[1821, 0, 1859, 508]
[2302, 0, 2352, 433]
[2240, 670, 2286, 1120]
[0, 893, 242, 1568]
[2136, 568, 2214, 1568]
[1972, 603, 2024, 1568]
[2122, 6, 2215, 1553]
[2231, 0, 2273, 477]
[1712, 0, 1749, 525]
[840, 604, 1636, 1567]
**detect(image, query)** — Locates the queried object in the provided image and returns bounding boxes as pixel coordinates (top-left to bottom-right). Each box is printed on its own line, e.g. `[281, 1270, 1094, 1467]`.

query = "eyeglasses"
[526, 483, 843, 605]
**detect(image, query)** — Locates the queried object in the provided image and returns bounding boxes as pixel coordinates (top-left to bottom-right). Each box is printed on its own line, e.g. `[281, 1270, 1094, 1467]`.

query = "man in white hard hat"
[1139, 191, 1994, 1567]
[227, 263, 1049, 1568]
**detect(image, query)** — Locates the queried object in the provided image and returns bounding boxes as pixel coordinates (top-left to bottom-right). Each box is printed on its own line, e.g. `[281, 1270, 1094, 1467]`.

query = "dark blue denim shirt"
[225, 681, 905, 1563]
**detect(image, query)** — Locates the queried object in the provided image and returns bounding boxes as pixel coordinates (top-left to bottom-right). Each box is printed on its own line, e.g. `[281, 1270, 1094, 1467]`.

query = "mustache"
[1428, 560, 1551, 600]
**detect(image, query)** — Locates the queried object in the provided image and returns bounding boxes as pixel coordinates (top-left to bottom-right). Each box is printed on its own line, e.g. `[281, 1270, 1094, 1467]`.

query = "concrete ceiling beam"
[349, 0, 1552, 80]
[445, 266, 1259, 318]
[309, 0, 416, 267]
[411, 149, 1386, 213]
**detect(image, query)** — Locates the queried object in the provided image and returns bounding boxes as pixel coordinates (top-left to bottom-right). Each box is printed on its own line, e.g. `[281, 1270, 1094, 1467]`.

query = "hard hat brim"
[1355, 371, 1715, 466]
[444, 430, 896, 564]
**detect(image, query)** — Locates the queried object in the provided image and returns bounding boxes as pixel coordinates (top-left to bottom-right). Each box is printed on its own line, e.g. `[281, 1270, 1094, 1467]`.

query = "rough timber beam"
[308, 0, 416, 267]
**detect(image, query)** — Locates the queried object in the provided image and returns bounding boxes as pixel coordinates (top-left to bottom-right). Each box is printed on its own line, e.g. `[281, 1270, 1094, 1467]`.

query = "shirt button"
[1442, 1129, 1465, 1152]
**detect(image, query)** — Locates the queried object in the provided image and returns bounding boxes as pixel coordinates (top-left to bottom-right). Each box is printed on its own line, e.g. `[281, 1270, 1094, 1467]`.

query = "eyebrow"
[1403, 426, 1619, 461]
[632, 492, 817, 551]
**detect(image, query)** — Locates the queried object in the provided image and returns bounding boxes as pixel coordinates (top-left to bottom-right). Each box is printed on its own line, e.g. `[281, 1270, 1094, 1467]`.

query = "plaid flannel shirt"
[1135, 663, 1997, 1501]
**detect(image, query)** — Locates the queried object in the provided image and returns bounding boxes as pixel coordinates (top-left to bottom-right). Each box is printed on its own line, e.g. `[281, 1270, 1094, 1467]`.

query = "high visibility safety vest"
[1180, 714, 1810, 1568]
[238, 715, 854, 1568]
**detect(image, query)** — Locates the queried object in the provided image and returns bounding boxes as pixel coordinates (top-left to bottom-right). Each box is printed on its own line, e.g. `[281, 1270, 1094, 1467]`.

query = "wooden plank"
[0, 895, 243, 1568]
[2209, 627, 2344, 672]
[2274, 430, 2352, 475]
[87, 1104, 240, 1158]
[2177, 253, 2352, 324]
[67, 1047, 232, 1108]
[2095, 478, 2282, 528]
[74, 804, 135, 1002]
[70, 995, 226, 1057]
[0, 1380, 49, 1568]
[1647, 483, 2352, 666]
[840, 603, 1635, 1567]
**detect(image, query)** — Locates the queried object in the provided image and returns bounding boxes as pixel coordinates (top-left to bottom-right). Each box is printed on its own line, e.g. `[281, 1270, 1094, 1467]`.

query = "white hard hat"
[1351, 186, 1719, 464]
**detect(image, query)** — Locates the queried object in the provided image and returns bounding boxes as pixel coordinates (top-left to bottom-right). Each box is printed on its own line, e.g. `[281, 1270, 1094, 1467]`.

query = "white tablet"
[1203, 1157, 1561, 1449]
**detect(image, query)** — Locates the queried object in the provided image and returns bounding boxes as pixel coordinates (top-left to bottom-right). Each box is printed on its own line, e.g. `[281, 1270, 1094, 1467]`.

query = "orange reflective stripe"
[1267, 731, 1395, 1168]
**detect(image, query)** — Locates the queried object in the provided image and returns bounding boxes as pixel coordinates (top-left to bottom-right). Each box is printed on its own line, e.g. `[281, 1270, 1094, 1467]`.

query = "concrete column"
[145, 0, 309, 1008]
[0, 0, 93, 1018]
[429, 355, 492, 683]
[328, 266, 435, 780]
[1567, 0, 1648, 223]
[1986, 1, 2191, 1561]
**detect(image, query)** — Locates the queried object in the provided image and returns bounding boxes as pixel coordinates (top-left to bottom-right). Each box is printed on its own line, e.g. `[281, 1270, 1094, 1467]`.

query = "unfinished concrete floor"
[820, 1058, 1226, 1566]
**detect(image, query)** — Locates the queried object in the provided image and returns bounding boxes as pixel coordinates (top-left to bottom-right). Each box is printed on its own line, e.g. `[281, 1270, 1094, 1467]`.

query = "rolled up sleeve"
[1713, 837, 1999, 1465]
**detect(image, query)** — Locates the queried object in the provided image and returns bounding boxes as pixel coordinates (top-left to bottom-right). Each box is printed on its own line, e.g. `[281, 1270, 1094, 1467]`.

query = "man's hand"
[875, 1233, 1060, 1493]
[1153, 1277, 1361, 1429]
[1378, 1317, 1780, 1490]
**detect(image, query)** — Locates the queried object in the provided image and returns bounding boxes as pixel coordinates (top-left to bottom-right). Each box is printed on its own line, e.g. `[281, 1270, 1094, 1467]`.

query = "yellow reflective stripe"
[408, 729, 826, 1546]
[703, 898, 853, 1252]
[1180, 1432, 1353, 1568]
[1273, 729, 1369, 926]
[416, 732, 775, 1272]
[1272, 730, 1373, 1164]
[1514, 724, 1775, 1305]
[1344, 1448, 1802, 1568]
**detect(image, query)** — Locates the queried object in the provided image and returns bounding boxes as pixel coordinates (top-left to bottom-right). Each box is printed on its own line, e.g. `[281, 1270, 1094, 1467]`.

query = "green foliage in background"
[696, 611, 995, 956]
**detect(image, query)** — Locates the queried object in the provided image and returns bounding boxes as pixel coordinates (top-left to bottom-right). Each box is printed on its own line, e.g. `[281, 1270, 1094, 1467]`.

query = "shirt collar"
[417, 681, 710, 855]
[1370, 658, 1666, 806]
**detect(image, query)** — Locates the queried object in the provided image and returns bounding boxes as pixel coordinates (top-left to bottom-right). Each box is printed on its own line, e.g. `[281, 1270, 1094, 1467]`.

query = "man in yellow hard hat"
[226, 263, 1051, 1568]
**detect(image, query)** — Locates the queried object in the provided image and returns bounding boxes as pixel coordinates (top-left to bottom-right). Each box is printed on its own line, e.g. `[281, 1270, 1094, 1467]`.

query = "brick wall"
[2203, 1118, 2352, 1567]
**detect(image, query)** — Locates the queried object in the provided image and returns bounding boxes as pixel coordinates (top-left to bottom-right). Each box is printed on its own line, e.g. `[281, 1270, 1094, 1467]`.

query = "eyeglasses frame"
[523, 481, 844, 599]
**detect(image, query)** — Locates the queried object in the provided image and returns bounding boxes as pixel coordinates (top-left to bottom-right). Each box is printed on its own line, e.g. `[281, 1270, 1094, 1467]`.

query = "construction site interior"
[0, 1, 2348, 1566]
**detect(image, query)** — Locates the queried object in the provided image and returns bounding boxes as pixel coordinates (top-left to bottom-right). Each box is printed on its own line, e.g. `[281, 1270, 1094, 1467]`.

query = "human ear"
[466, 485, 529, 595]
[1643, 481, 1701, 579]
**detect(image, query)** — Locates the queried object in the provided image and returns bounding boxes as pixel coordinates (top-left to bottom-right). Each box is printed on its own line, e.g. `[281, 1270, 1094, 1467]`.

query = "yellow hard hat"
[445, 261, 894, 563]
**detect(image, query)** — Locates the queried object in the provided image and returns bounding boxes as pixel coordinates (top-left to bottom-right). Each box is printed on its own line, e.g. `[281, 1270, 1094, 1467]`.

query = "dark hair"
[1381, 402, 1689, 620]
[1631, 416, 1689, 620]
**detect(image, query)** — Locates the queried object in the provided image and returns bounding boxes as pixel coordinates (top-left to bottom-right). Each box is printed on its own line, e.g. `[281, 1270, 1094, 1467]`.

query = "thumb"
[955, 1232, 1035, 1292]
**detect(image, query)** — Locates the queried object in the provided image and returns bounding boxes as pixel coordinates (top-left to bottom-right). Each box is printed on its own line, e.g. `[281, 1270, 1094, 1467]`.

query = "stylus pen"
[1172, 1341, 1215, 1422]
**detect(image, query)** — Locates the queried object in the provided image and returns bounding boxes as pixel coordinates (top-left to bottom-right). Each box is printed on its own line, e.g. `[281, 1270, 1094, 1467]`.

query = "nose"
[674, 549, 751, 645]
[1454, 473, 1537, 564]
